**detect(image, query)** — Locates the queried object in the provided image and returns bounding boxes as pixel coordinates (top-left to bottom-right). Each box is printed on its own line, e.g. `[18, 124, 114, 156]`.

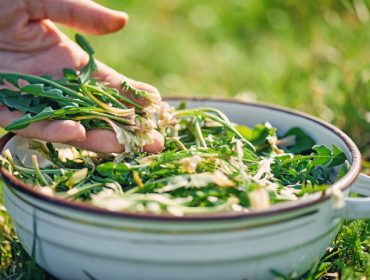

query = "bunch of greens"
[0, 35, 349, 216]
[0, 35, 160, 154]
[0, 112, 349, 216]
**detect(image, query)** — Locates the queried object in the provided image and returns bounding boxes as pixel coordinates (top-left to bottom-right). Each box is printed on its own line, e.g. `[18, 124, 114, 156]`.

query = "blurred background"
[63, 0, 370, 161]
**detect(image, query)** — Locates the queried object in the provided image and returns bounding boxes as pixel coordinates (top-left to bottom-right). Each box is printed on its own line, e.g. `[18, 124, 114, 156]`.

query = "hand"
[0, 0, 164, 154]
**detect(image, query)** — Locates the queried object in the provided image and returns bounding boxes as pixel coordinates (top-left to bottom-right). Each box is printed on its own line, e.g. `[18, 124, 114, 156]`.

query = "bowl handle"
[336, 173, 370, 219]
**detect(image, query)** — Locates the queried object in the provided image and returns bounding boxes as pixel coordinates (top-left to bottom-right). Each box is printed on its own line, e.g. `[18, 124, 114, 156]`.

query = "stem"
[234, 140, 250, 190]
[204, 113, 256, 152]
[174, 108, 255, 152]
[14, 165, 69, 174]
[64, 183, 103, 199]
[72, 112, 133, 125]
[104, 88, 144, 110]
[175, 107, 230, 122]
[80, 84, 135, 117]
[85, 85, 128, 109]
[85, 84, 128, 109]
[168, 137, 188, 151]
[31, 155, 49, 186]
[194, 119, 207, 148]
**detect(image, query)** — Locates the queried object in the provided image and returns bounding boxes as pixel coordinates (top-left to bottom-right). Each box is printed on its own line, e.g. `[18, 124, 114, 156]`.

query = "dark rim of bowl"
[0, 98, 362, 221]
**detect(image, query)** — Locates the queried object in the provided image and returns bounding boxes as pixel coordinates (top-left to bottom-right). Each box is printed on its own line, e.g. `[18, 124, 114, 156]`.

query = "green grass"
[1, 0, 370, 278]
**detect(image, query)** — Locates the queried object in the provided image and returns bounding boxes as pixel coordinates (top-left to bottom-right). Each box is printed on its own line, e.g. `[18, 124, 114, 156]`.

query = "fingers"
[0, 11, 61, 52]
[68, 129, 123, 154]
[26, 0, 128, 35]
[143, 130, 165, 154]
[0, 105, 164, 153]
[0, 106, 86, 142]
[0, 38, 89, 77]
[68, 129, 164, 154]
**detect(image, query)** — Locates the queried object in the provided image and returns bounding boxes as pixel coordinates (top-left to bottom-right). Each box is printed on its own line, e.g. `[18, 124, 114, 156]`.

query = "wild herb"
[0, 35, 349, 216]
[0, 115, 348, 216]
[0, 34, 159, 154]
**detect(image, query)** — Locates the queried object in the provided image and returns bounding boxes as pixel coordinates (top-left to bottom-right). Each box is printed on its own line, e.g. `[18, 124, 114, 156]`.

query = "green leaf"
[0, 89, 47, 113]
[283, 127, 315, 154]
[63, 68, 79, 82]
[5, 107, 55, 130]
[0, 72, 92, 104]
[75, 34, 97, 83]
[235, 125, 252, 138]
[21, 84, 76, 105]
[176, 101, 187, 110]
[21, 84, 55, 96]
[96, 162, 131, 184]
[328, 144, 347, 167]
[236, 123, 275, 146]
[336, 160, 350, 181]
[75, 34, 95, 56]
[312, 145, 332, 166]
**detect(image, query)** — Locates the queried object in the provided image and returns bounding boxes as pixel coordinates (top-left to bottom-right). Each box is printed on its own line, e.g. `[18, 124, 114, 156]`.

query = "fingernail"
[72, 124, 86, 142]
[119, 11, 129, 20]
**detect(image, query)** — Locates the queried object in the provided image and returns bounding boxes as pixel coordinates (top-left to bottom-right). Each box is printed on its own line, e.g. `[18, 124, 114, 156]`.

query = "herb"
[0, 34, 159, 154]
[0, 120, 348, 216]
[0, 35, 349, 216]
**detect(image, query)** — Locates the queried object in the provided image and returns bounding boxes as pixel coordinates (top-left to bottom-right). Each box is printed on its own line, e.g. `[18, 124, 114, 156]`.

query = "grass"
[1, 0, 370, 278]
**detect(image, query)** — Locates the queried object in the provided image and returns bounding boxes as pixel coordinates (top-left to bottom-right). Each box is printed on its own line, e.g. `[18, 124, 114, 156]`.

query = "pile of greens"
[0, 35, 160, 154]
[0, 35, 349, 216]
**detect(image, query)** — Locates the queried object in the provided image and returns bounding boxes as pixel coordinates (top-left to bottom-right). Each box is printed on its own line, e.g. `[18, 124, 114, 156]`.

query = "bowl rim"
[0, 97, 362, 221]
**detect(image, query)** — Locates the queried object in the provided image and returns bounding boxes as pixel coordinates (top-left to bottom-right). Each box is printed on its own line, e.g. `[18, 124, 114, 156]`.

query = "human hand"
[0, 0, 163, 153]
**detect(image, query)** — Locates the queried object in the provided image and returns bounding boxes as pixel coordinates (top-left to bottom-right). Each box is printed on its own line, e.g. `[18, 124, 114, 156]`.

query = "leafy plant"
[0, 34, 349, 216]
[0, 120, 348, 216]
[0, 35, 160, 154]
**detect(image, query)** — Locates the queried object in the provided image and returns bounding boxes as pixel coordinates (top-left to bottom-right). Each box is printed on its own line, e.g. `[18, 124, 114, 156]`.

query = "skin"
[0, 0, 164, 153]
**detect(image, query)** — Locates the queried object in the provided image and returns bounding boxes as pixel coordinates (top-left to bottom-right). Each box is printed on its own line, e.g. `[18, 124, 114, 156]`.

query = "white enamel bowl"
[1, 99, 370, 280]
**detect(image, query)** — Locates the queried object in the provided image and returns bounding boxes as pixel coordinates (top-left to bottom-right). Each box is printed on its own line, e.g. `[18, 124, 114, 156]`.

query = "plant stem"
[84, 84, 128, 109]
[168, 137, 188, 150]
[80, 84, 135, 117]
[203, 112, 256, 152]
[194, 119, 207, 148]
[31, 155, 49, 186]
[64, 183, 103, 199]
[175, 107, 230, 122]
[72, 112, 133, 125]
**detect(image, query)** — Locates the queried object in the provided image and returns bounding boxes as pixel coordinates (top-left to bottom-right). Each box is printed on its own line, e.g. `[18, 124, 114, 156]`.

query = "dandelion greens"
[0, 35, 349, 216]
